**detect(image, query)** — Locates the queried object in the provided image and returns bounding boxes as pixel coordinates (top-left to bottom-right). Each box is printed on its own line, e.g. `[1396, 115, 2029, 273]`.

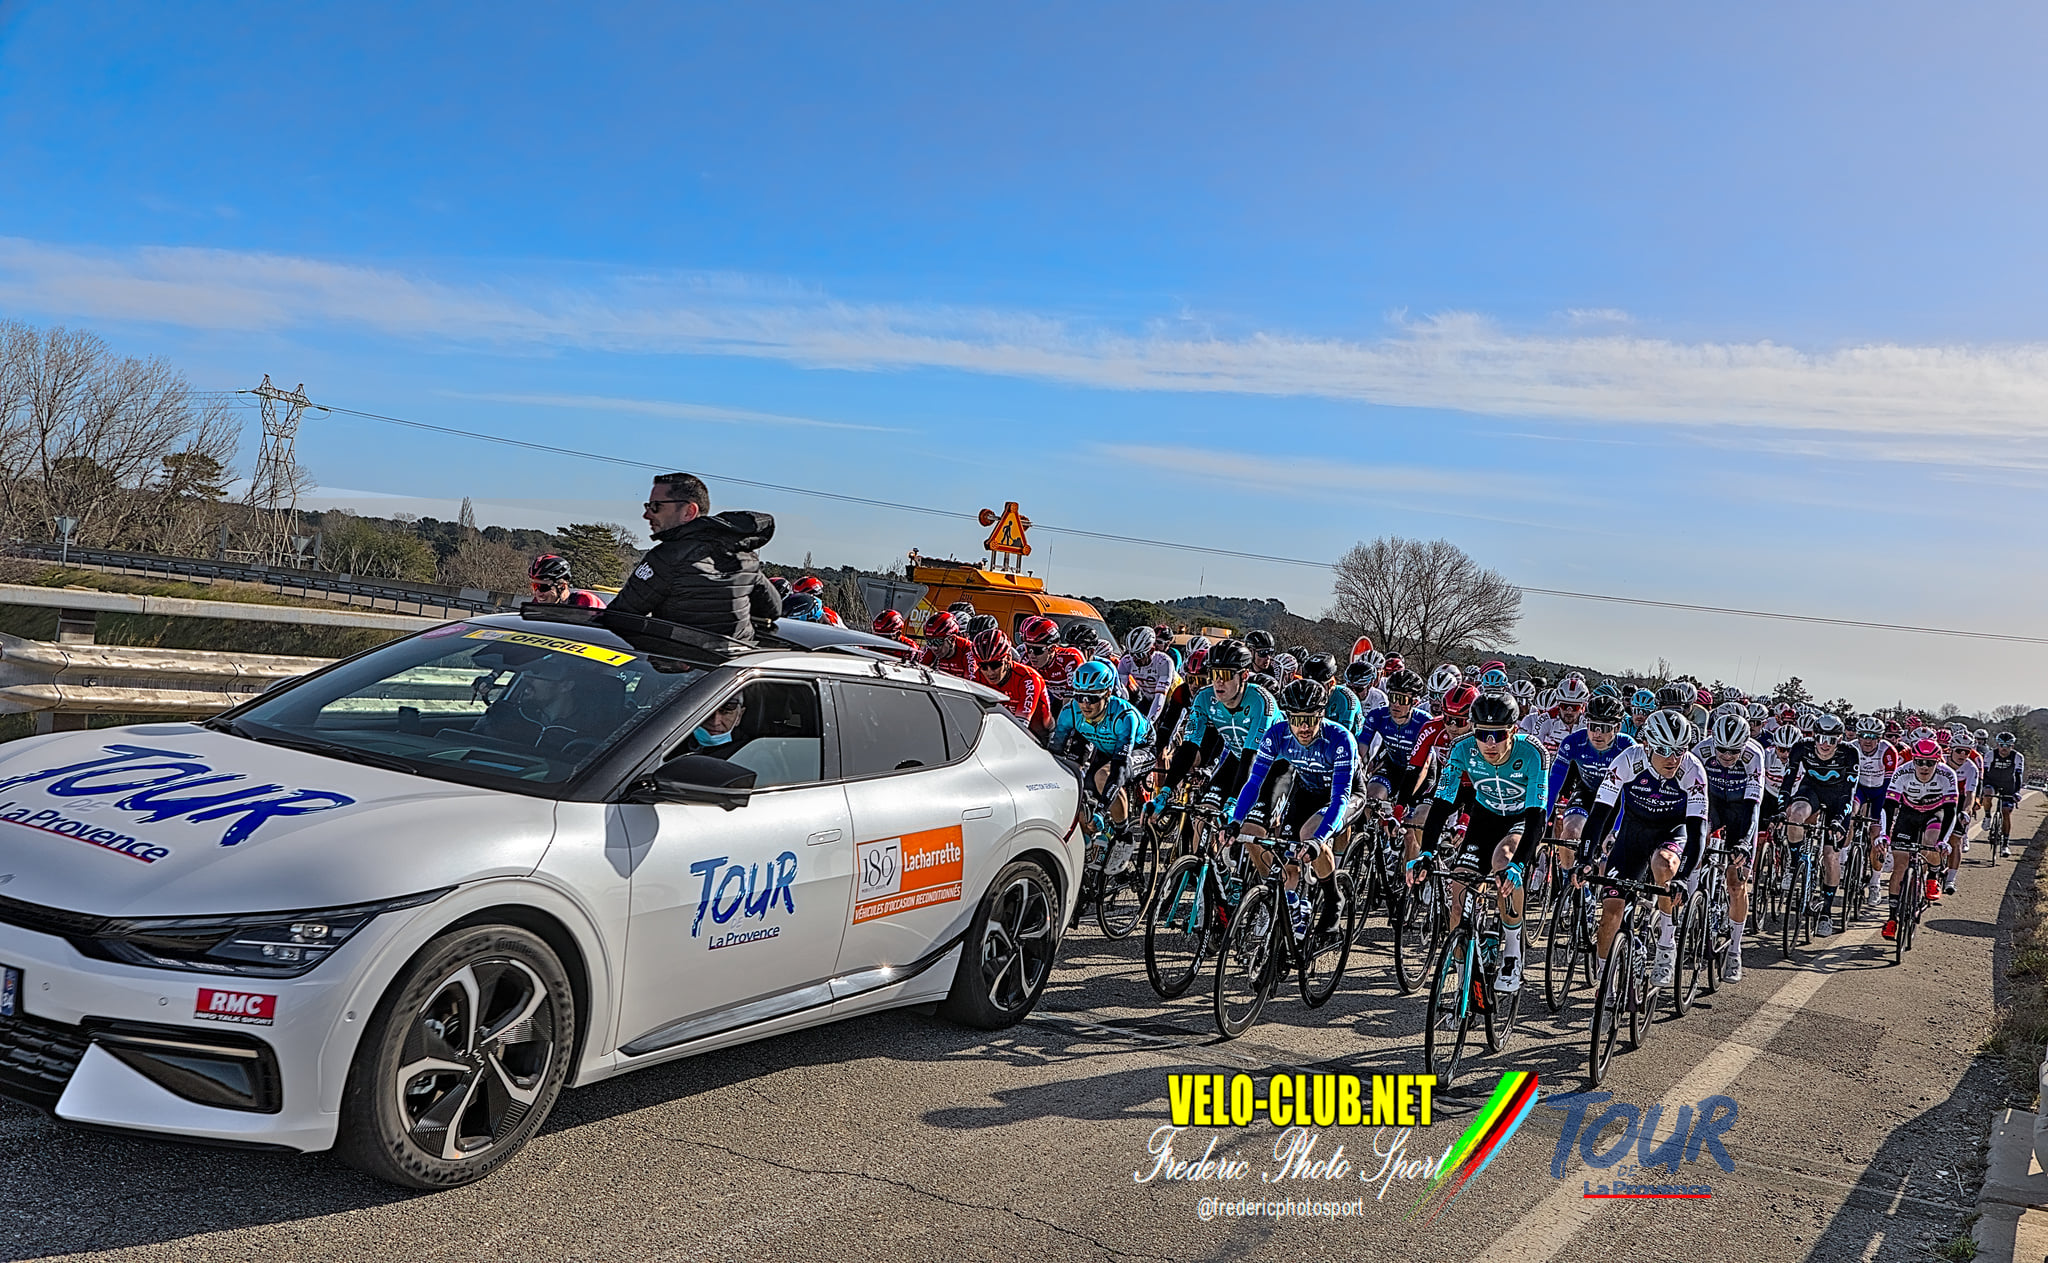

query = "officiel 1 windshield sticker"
[463, 627, 636, 667]
[854, 826, 964, 923]
[0, 745, 355, 850]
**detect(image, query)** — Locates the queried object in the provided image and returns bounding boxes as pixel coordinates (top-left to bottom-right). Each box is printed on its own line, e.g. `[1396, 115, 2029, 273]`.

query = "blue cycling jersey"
[1436, 732, 1550, 817]
[1182, 682, 1278, 756]
[1230, 718, 1359, 838]
[1359, 704, 1433, 767]
[1547, 728, 1637, 806]
[1051, 695, 1149, 758]
[1324, 684, 1364, 737]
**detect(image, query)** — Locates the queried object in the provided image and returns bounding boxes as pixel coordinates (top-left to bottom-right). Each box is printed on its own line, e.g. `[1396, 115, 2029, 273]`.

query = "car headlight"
[86, 889, 453, 978]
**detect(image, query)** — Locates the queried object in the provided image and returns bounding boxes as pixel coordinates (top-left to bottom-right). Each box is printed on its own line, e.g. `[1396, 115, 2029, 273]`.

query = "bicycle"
[1779, 813, 1822, 959]
[1889, 825, 1939, 962]
[1542, 835, 1601, 1023]
[1094, 781, 1163, 941]
[1421, 865, 1521, 1091]
[1749, 816, 1787, 934]
[1340, 798, 1409, 959]
[1588, 870, 1673, 1088]
[1213, 836, 1356, 1038]
[1840, 812, 1871, 924]
[1675, 842, 1740, 1014]
[1068, 785, 1158, 940]
[1144, 784, 1246, 999]
[1394, 837, 1449, 996]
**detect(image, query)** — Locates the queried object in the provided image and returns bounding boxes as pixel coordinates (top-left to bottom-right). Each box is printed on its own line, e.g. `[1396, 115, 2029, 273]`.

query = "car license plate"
[0, 965, 17, 1019]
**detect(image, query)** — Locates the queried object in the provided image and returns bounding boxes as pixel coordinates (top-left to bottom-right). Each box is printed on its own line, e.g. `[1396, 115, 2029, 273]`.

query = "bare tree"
[1325, 536, 1521, 666]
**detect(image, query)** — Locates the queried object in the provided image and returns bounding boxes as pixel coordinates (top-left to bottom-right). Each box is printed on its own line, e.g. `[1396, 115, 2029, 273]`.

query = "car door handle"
[807, 829, 843, 846]
[962, 806, 993, 820]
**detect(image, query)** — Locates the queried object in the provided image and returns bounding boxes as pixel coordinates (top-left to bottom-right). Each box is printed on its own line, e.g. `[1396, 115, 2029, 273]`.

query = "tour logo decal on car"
[462, 627, 635, 666]
[853, 826, 964, 924]
[0, 745, 356, 852]
[690, 851, 799, 949]
[194, 988, 277, 1026]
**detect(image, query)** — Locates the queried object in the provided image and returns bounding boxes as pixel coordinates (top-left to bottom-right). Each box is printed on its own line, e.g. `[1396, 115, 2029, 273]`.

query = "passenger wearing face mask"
[679, 693, 749, 758]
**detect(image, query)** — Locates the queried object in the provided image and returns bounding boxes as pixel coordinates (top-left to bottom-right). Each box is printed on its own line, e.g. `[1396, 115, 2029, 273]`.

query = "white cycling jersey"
[1853, 738, 1897, 788]
[1887, 761, 1960, 811]
[1117, 651, 1176, 721]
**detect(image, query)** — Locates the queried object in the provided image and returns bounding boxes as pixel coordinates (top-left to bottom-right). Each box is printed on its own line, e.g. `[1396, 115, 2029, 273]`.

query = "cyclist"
[1159, 639, 1277, 813]
[1303, 653, 1363, 738]
[1050, 660, 1152, 902]
[1581, 710, 1708, 988]
[1345, 657, 1390, 717]
[870, 610, 919, 654]
[1021, 616, 1086, 711]
[919, 611, 978, 680]
[790, 574, 843, 625]
[1985, 732, 2027, 859]
[1851, 715, 1899, 858]
[781, 592, 829, 622]
[1880, 739, 1961, 940]
[974, 629, 1053, 741]
[1358, 668, 1435, 857]
[1117, 626, 1176, 725]
[1623, 688, 1657, 740]
[1546, 692, 1637, 913]
[1943, 735, 1980, 893]
[1975, 729, 1998, 817]
[1779, 712, 1861, 930]
[1152, 639, 1211, 758]
[527, 554, 603, 608]
[1063, 620, 1114, 664]
[1412, 690, 1549, 992]
[1244, 629, 1278, 680]
[1695, 710, 1765, 982]
[1226, 679, 1359, 939]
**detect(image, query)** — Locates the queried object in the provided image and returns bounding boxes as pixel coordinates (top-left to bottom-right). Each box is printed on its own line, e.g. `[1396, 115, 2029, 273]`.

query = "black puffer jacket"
[608, 511, 781, 644]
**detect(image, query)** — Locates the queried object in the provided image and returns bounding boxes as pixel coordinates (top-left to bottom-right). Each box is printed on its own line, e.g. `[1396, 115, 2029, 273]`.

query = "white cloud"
[7, 237, 2048, 454]
[441, 390, 903, 433]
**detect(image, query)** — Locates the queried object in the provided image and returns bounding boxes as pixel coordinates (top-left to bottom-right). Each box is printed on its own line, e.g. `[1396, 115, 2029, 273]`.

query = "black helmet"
[1585, 694, 1626, 725]
[1244, 629, 1276, 652]
[1062, 622, 1100, 650]
[1530, 674, 1549, 690]
[528, 553, 573, 584]
[964, 613, 999, 639]
[1208, 639, 1255, 672]
[1471, 691, 1520, 728]
[1655, 681, 1691, 710]
[1277, 678, 1326, 715]
[1385, 668, 1425, 697]
[1301, 653, 1338, 685]
[1287, 645, 1310, 667]
[1343, 658, 1378, 687]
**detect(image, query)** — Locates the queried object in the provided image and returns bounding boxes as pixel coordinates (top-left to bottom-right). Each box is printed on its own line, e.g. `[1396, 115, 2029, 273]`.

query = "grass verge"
[1983, 802, 2048, 1101]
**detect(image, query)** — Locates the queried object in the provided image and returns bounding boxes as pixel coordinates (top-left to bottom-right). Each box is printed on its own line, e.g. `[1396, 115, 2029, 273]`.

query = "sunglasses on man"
[1475, 728, 1512, 744]
[643, 498, 691, 512]
[1587, 722, 1619, 735]
[1388, 691, 1416, 706]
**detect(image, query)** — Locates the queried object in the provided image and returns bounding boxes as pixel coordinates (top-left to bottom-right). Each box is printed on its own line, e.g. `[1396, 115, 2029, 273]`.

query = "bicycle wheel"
[1780, 854, 1806, 959]
[1486, 942, 1518, 1054]
[1900, 870, 1919, 955]
[1676, 893, 1707, 1016]
[1589, 941, 1626, 1087]
[1096, 829, 1157, 940]
[1340, 837, 1380, 954]
[1543, 889, 1575, 1013]
[1393, 875, 1441, 995]
[1145, 855, 1214, 999]
[1424, 930, 1477, 1089]
[1214, 886, 1281, 1038]
[1299, 873, 1355, 1008]
[1627, 931, 1658, 1050]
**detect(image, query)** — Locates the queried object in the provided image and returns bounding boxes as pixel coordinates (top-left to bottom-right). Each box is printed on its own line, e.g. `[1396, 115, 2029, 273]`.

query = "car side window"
[835, 682, 950, 778]
[665, 679, 825, 788]
[936, 691, 986, 760]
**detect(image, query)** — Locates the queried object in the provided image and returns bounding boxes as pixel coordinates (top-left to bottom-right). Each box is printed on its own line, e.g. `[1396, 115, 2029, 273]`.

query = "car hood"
[0, 724, 556, 917]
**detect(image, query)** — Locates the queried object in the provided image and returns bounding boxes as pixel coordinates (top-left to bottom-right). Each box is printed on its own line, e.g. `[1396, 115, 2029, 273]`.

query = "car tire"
[942, 858, 1059, 1030]
[335, 924, 576, 1189]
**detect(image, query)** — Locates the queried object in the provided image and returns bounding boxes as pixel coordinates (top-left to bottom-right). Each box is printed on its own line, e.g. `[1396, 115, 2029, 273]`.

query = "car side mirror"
[627, 754, 757, 810]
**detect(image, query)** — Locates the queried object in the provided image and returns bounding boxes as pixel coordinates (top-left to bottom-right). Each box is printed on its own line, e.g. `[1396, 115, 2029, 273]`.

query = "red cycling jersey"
[920, 635, 978, 679]
[1033, 645, 1087, 701]
[986, 661, 1053, 738]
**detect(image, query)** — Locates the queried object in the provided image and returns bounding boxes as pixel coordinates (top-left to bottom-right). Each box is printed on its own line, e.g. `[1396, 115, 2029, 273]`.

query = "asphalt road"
[4, 795, 2039, 1263]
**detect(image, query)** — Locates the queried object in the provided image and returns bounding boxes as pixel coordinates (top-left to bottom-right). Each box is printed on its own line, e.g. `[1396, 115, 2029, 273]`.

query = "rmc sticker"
[853, 825, 964, 923]
[194, 988, 277, 1025]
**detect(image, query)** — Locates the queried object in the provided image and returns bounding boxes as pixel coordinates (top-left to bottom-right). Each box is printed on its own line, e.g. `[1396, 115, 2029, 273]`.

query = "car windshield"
[220, 622, 708, 793]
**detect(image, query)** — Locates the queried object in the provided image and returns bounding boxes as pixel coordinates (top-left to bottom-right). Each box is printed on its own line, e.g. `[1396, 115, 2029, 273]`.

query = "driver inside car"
[470, 652, 624, 755]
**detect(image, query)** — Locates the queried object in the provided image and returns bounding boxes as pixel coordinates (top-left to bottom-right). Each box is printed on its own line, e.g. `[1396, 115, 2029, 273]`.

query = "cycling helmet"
[1773, 726, 1801, 750]
[1909, 738, 1941, 761]
[1288, 645, 1311, 666]
[1812, 713, 1845, 739]
[1208, 639, 1255, 672]
[782, 593, 826, 622]
[1271, 653, 1299, 682]
[1695, 686, 1714, 708]
[1999, 731, 2017, 746]
[1883, 719, 1902, 739]
[1244, 629, 1276, 653]
[1344, 658, 1379, 687]
[1556, 675, 1591, 705]
[965, 613, 999, 640]
[1441, 682, 1480, 716]
[1632, 688, 1657, 712]
[947, 600, 976, 617]
[1428, 664, 1463, 695]
[1909, 725, 1936, 744]
[1301, 653, 1338, 685]
[1382, 653, 1404, 675]
[1019, 615, 1060, 647]
[1748, 702, 1770, 722]
[792, 575, 825, 595]
[1639, 709, 1697, 757]
[972, 627, 1013, 665]
[1480, 667, 1511, 690]
[1593, 680, 1621, 699]
[1356, 648, 1386, 677]
[1186, 648, 1209, 675]
[1063, 622, 1100, 651]
[1977, 728, 1991, 740]
[1277, 678, 1327, 716]
[1586, 695, 1626, 725]
[1655, 681, 1691, 711]
[1386, 668, 1426, 697]
[872, 610, 906, 636]
[923, 612, 958, 638]
[1718, 687, 1745, 706]
[1471, 691, 1520, 728]
[1070, 661, 1117, 696]
[1529, 685, 1553, 711]
[768, 575, 790, 597]
[1530, 675, 1550, 690]
[1934, 728, 1954, 749]
[1463, 664, 1483, 682]
[528, 553, 573, 584]
[1186, 634, 1212, 657]
[1855, 715, 1883, 737]
[1710, 711, 1750, 750]
[1124, 626, 1157, 658]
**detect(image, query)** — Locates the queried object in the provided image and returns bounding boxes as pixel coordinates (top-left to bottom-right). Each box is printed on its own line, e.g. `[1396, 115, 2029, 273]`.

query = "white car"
[0, 608, 1080, 1186]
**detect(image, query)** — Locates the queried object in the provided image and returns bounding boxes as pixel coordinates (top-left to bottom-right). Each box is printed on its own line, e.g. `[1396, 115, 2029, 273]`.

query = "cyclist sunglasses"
[1587, 722, 1619, 734]
[1286, 711, 1322, 725]
[1209, 668, 1244, 682]
[1442, 715, 1473, 728]
[1911, 758, 1939, 769]
[1475, 728, 1512, 744]
[1388, 691, 1417, 705]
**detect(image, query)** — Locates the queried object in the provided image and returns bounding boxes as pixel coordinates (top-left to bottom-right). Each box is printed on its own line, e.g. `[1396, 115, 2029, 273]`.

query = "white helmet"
[1271, 652, 1299, 682]
[1124, 626, 1156, 658]
[1710, 711, 1750, 751]
[1356, 648, 1386, 676]
[1533, 687, 1558, 711]
[1748, 702, 1770, 722]
[1511, 678, 1537, 705]
[1639, 709, 1697, 756]
[1556, 675, 1591, 705]
[1428, 663, 1462, 695]
[1855, 715, 1884, 737]
[1909, 725, 1936, 744]
[1773, 726, 1802, 750]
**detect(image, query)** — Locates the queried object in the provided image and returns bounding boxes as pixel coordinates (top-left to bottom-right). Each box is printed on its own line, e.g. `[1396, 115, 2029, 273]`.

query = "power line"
[225, 389, 2048, 647]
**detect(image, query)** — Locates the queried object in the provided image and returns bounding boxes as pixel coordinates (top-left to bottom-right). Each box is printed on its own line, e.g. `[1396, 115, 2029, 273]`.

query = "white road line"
[1481, 920, 1885, 1263]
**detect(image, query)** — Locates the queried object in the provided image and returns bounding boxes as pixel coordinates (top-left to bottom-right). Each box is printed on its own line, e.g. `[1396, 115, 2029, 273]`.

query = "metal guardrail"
[0, 583, 443, 632]
[10, 541, 517, 614]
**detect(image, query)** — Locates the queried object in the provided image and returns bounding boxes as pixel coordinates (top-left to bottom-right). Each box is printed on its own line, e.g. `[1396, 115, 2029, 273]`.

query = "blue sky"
[1, 2, 2043, 711]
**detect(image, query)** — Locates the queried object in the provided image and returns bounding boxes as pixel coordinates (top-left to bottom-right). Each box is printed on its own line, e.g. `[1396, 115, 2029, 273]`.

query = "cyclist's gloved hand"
[1222, 819, 1242, 839]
